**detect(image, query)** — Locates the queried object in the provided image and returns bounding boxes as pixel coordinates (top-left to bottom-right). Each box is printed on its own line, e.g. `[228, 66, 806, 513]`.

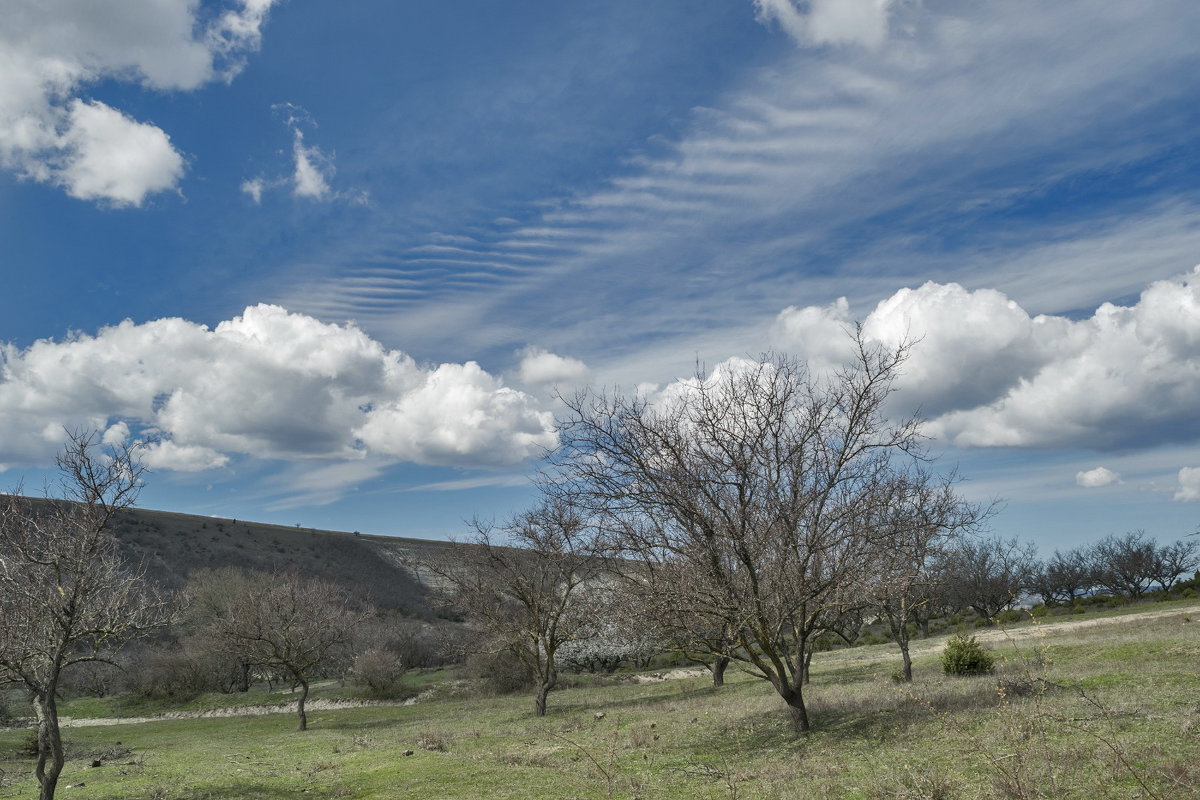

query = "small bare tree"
[182, 567, 264, 693]
[1033, 547, 1095, 604]
[210, 571, 364, 730]
[552, 343, 970, 733]
[1090, 531, 1157, 599]
[1149, 538, 1200, 592]
[419, 499, 604, 717]
[0, 431, 170, 800]
[866, 472, 985, 681]
[942, 535, 1037, 621]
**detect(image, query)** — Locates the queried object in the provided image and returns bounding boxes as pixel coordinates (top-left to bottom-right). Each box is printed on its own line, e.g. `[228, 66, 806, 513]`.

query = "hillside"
[102, 504, 457, 617]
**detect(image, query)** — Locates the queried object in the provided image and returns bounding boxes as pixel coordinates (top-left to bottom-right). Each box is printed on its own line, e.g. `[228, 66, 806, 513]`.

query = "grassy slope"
[2, 606, 1198, 799]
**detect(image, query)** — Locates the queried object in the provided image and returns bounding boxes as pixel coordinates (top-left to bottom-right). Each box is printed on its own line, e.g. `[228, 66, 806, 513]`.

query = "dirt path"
[969, 602, 1200, 645]
[48, 687, 440, 729]
[55, 697, 416, 728]
[824, 602, 1200, 672]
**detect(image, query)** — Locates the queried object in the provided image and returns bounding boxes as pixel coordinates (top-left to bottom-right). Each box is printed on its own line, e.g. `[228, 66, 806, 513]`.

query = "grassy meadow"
[2, 603, 1197, 800]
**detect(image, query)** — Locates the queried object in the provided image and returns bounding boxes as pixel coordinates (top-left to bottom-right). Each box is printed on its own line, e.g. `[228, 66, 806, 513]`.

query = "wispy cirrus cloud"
[278, 0, 1200, 378]
[241, 104, 367, 205]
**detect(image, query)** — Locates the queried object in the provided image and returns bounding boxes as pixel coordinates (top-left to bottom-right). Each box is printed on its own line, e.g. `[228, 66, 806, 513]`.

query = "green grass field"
[2, 605, 1198, 799]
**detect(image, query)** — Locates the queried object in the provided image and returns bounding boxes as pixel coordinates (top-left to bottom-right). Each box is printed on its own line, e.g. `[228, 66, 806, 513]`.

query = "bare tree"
[0, 431, 170, 800]
[551, 343, 966, 733]
[211, 571, 364, 730]
[1091, 531, 1157, 599]
[1033, 547, 1095, 604]
[182, 567, 263, 692]
[942, 535, 1037, 622]
[419, 499, 604, 717]
[866, 473, 985, 681]
[1148, 538, 1200, 592]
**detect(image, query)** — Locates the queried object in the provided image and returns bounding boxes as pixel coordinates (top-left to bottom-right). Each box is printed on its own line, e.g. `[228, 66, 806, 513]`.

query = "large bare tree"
[0, 431, 170, 800]
[551, 343, 967, 733]
[209, 571, 364, 730]
[419, 499, 605, 717]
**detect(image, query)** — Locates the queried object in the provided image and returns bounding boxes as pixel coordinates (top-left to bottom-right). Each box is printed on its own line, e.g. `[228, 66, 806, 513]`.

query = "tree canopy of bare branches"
[1090, 531, 1157, 599]
[1147, 537, 1199, 593]
[941, 535, 1037, 621]
[551, 343, 974, 733]
[0, 430, 170, 800]
[865, 473, 985, 681]
[207, 571, 365, 730]
[419, 499, 605, 716]
[1033, 547, 1095, 605]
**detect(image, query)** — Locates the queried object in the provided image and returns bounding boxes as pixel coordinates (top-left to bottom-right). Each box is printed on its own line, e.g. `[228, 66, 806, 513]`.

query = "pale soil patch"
[631, 668, 707, 684]
[56, 697, 414, 728]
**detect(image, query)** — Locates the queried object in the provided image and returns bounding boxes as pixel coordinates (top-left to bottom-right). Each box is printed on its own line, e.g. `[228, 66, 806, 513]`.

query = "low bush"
[941, 633, 995, 676]
[351, 648, 409, 699]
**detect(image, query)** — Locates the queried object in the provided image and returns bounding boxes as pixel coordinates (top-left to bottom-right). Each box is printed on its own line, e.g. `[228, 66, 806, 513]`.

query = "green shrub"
[941, 634, 995, 676]
[997, 609, 1023, 625]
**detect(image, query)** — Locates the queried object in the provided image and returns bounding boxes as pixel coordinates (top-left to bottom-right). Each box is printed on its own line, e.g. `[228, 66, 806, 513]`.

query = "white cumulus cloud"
[515, 346, 590, 390]
[1075, 467, 1121, 488]
[1174, 467, 1200, 502]
[772, 266, 1200, 451]
[54, 100, 184, 205]
[0, 0, 278, 205]
[0, 304, 556, 472]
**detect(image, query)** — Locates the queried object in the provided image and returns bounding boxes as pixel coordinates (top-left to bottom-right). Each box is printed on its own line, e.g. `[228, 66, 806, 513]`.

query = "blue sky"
[3, 0, 1200, 550]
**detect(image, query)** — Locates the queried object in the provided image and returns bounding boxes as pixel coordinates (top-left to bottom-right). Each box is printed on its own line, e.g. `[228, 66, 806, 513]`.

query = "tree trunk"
[296, 677, 310, 731]
[238, 661, 251, 693]
[710, 656, 729, 688]
[800, 648, 813, 686]
[782, 690, 810, 733]
[534, 669, 557, 717]
[900, 642, 913, 682]
[33, 692, 65, 800]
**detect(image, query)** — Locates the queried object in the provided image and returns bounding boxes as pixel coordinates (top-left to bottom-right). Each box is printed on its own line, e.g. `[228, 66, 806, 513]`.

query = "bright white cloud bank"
[1174, 467, 1200, 502]
[0, 0, 277, 206]
[0, 305, 555, 471]
[772, 267, 1200, 450]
